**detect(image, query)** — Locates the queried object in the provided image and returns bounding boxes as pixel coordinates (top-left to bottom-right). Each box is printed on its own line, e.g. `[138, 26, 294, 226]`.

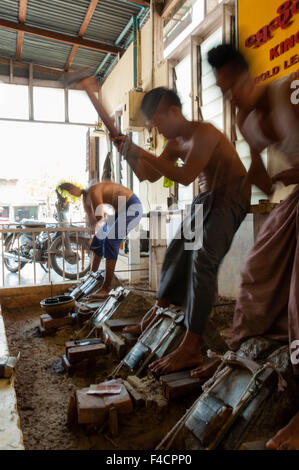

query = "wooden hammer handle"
[84, 86, 119, 138]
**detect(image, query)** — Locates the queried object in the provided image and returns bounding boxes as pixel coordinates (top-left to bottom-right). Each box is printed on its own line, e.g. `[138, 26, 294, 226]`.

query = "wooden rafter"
[65, 0, 99, 71]
[16, 0, 28, 60]
[0, 18, 123, 55]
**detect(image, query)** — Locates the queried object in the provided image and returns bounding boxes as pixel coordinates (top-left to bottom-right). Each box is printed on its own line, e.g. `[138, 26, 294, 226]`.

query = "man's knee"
[193, 246, 221, 271]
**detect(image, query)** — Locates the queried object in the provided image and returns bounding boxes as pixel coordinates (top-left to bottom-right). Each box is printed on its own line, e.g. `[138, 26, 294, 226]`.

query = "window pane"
[175, 56, 193, 207]
[69, 89, 98, 124]
[33, 87, 65, 122]
[0, 84, 29, 119]
[201, 28, 223, 131]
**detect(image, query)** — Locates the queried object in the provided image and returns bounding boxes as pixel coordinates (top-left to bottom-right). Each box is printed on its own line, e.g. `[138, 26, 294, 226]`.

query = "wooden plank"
[108, 406, 118, 437]
[16, 32, 24, 61]
[67, 343, 106, 364]
[240, 441, 268, 450]
[76, 379, 132, 425]
[101, 324, 126, 358]
[160, 369, 193, 385]
[19, 0, 28, 22]
[0, 308, 24, 450]
[65, 0, 99, 71]
[123, 380, 145, 407]
[105, 317, 141, 331]
[0, 18, 123, 55]
[79, 0, 99, 36]
[65, 45, 79, 72]
[16, 0, 28, 60]
[164, 377, 202, 400]
[40, 313, 73, 330]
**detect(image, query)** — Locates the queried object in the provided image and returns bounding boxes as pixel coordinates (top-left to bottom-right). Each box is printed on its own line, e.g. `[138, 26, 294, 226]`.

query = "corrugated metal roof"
[71, 47, 107, 73]
[22, 35, 73, 70]
[0, 28, 17, 58]
[25, 0, 89, 36]
[0, 0, 149, 79]
[0, 0, 18, 22]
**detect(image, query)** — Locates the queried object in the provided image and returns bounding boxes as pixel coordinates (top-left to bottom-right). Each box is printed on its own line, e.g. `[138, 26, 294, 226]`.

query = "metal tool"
[135, 313, 184, 376]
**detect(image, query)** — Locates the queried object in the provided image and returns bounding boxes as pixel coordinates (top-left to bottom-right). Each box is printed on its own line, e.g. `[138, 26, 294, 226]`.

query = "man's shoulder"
[193, 121, 220, 136]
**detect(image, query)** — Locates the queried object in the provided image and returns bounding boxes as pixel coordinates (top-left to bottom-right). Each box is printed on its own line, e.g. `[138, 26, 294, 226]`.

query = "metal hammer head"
[62, 67, 94, 88]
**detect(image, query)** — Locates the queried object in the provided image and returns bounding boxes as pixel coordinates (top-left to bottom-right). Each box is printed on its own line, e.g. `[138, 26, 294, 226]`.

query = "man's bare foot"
[149, 345, 203, 376]
[190, 358, 221, 379]
[266, 411, 299, 450]
[86, 289, 110, 300]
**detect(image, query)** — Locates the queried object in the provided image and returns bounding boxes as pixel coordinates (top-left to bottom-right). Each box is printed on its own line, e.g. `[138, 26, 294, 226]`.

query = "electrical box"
[123, 90, 146, 131]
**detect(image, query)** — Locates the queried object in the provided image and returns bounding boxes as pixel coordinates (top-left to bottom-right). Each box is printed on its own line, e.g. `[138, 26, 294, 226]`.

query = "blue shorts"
[90, 193, 143, 260]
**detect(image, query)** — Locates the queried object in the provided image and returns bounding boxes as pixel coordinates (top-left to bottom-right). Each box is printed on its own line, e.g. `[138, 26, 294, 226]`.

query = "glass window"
[68, 89, 98, 124]
[200, 28, 224, 131]
[33, 87, 65, 122]
[0, 83, 29, 119]
[174, 56, 193, 207]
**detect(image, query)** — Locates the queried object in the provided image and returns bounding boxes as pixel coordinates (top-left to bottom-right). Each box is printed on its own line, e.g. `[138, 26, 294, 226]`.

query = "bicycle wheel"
[50, 235, 92, 280]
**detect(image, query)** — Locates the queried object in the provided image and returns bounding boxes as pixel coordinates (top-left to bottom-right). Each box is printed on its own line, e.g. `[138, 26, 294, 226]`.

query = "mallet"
[63, 68, 119, 138]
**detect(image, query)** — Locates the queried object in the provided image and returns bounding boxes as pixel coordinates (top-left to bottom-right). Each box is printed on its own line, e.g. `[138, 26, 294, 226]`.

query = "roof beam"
[0, 56, 64, 79]
[161, 0, 182, 18]
[122, 0, 150, 6]
[0, 18, 123, 55]
[16, 0, 28, 60]
[65, 0, 99, 71]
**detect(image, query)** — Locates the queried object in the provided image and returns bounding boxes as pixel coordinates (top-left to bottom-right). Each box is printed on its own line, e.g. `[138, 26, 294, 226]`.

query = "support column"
[128, 229, 141, 284]
[149, 211, 167, 291]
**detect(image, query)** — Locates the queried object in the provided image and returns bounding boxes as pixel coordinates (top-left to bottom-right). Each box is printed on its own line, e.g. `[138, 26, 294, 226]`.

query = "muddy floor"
[3, 297, 235, 451]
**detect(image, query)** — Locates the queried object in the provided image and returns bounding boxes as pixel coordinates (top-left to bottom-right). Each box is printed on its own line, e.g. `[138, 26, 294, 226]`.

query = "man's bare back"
[87, 182, 133, 215]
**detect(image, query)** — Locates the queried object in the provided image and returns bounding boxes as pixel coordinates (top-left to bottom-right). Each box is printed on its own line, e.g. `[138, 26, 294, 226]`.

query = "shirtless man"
[59, 181, 142, 299]
[204, 44, 299, 450]
[112, 87, 250, 376]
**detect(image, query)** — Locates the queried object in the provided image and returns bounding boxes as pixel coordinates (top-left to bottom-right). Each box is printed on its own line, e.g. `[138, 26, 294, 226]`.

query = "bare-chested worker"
[112, 87, 251, 376]
[203, 44, 299, 450]
[59, 181, 142, 299]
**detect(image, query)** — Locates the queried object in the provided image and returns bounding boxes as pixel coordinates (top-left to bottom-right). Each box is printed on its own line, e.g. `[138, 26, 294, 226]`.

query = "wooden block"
[160, 370, 193, 385]
[40, 313, 73, 330]
[67, 343, 106, 364]
[76, 379, 132, 425]
[123, 380, 145, 407]
[105, 318, 141, 331]
[122, 332, 138, 347]
[164, 376, 202, 400]
[240, 441, 268, 450]
[67, 394, 78, 427]
[76, 390, 106, 425]
[61, 354, 75, 375]
[101, 325, 126, 358]
[108, 406, 118, 437]
[65, 339, 102, 353]
[127, 375, 145, 391]
[38, 325, 56, 337]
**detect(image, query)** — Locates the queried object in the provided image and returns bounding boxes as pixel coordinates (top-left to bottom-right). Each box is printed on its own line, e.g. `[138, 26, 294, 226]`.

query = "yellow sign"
[238, 0, 299, 83]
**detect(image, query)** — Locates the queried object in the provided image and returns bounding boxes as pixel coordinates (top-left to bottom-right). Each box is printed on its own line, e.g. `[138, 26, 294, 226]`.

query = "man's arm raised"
[139, 126, 219, 186]
[112, 135, 164, 182]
